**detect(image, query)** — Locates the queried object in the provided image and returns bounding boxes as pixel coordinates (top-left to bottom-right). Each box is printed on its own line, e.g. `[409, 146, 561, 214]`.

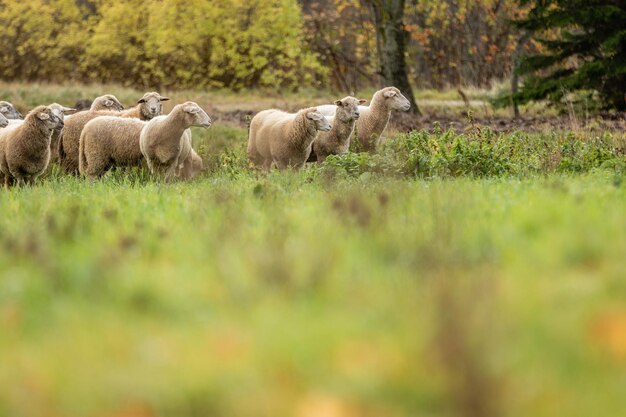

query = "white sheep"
[120, 92, 170, 120]
[79, 116, 146, 179]
[0, 101, 23, 120]
[247, 107, 331, 170]
[58, 94, 125, 173]
[139, 102, 211, 179]
[312, 96, 366, 163]
[316, 87, 411, 152]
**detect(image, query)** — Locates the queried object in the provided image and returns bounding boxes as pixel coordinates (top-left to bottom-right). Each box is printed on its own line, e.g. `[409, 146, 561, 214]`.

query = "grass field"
[1, 84, 626, 417]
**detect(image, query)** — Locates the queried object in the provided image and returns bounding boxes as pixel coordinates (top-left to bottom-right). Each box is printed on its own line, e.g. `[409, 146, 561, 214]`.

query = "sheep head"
[91, 95, 125, 112]
[381, 87, 411, 112]
[27, 105, 64, 131]
[47, 103, 76, 131]
[0, 101, 23, 120]
[307, 110, 332, 132]
[334, 96, 367, 122]
[181, 102, 212, 128]
[137, 92, 170, 119]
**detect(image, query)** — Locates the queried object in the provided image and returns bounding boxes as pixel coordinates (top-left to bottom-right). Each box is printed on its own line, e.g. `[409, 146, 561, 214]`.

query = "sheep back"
[79, 116, 145, 179]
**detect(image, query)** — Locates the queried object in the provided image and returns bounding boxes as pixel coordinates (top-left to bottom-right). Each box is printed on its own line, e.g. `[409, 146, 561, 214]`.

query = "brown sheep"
[0, 105, 63, 186]
[57, 94, 125, 174]
[311, 96, 366, 163]
[120, 92, 170, 120]
[79, 116, 147, 180]
[247, 107, 331, 170]
[139, 102, 211, 179]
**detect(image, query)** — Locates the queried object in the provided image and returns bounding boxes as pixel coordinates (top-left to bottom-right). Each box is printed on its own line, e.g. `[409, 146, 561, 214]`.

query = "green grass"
[1, 84, 626, 417]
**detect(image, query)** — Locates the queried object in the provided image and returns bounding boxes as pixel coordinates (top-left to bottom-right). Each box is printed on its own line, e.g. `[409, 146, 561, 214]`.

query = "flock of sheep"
[248, 86, 411, 169]
[0, 86, 410, 186]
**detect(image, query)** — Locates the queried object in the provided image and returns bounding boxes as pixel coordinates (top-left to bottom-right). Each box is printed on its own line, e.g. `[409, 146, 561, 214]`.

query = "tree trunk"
[367, 0, 420, 115]
[511, 32, 531, 119]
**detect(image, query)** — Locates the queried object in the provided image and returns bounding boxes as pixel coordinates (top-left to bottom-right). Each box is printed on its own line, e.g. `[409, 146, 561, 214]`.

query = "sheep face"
[138, 92, 170, 119]
[47, 103, 76, 132]
[307, 111, 332, 132]
[0, 113, 8, 128]
[33, 107, 64, 131]
[91, 95, 125, 112]
[182, 102, 212, 128]
[334, 96, 367, 122]
[382, 87, 411, 112]
[0, 101, 23, 119]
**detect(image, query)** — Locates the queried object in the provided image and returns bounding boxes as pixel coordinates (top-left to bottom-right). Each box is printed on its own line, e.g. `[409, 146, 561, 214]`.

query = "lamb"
[178, 148, 203, 180]
[79, 116, 146, 180]
[57, 94, 125, 174]
[316, 87, 411, 152]
[139, 102, 211, 179]
[119, 92, 170, 120]
[0, 101, 23, 120]
[0, 113, 7, 128]
[247, 107, 332, 170]
[175, 132, 203, 180]
[0, 105, 63, 186]
[311, 96, 366, 163]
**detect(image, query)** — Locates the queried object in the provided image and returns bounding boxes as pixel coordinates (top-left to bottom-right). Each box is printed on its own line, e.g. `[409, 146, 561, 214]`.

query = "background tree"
[364, 0, 420, 114]
[511, 0, 626, 110]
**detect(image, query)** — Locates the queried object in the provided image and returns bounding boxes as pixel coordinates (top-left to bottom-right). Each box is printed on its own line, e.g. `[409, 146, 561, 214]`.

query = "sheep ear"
[105, 99, 114, 107]
[0, 106, 7, 112]
[334, 100, 343, 106]
[358, 99, 368, 105]
[62, 107, 76, 113]
[384, 90, 397, 98]
[160, 96, 170, 102]
[307, 112, 323, 121]
[184, 105, 200, 114]
[37, 112, 50, 121]
[137, 98, 147, 104]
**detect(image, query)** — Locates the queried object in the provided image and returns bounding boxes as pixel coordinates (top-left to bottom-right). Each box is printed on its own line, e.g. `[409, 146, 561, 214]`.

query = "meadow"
[0, 83, 625, 417]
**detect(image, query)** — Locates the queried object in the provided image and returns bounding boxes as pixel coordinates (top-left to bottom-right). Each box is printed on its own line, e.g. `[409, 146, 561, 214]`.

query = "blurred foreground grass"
[1, 169, 625, 417]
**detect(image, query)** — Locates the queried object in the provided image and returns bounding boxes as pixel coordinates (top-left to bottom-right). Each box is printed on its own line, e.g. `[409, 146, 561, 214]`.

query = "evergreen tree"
[511, 0, 626, 110]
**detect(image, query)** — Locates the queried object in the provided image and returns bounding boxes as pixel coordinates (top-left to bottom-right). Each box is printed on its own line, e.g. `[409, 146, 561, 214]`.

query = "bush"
[321, 128, 626, 179]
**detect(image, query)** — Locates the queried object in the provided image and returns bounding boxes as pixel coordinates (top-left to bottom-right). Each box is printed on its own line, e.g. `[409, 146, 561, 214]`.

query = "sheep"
[6, 103, 74, 165]
[89, 95, 125, 112]
[0, 105, 63, 186]
[178, 148, 203, 180]
[79, 116, 146, 180]
[57, 94, 125, 174]
[175, 132, 203, 180]
[0, 113, 7, 128]
[139, 102, 211, 179]
[247, 107, 332, 170]
[0, 101, 23, 120]
[120, 92, 170, 120]
[46, 104, 75, 163]
[311, 96, 366, 163]
[316, 87, 411, 152]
